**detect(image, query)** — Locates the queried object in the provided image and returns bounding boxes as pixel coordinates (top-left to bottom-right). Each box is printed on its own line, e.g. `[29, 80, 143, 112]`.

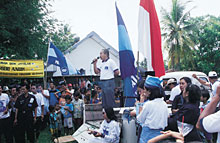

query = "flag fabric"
[116, 3, 137, 107]
[138, 0, 165, 77]
[47, 42, 77, 76]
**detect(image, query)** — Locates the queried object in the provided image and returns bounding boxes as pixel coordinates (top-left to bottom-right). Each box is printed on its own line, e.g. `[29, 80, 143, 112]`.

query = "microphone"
[91, 57, 100, 64]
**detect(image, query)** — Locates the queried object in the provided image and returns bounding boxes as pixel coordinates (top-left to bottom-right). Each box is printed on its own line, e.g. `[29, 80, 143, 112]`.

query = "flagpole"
[137, 51, 140, 81]
[44, 38, 51, 89]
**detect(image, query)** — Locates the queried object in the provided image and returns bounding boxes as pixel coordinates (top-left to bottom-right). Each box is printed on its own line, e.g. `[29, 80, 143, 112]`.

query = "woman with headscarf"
[88, 107, 120, 143]
[137, 76, 169, 143]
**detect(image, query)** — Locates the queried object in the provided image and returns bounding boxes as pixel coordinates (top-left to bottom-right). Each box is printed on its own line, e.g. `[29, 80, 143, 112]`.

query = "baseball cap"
[208, 71, 217, 77]
[167, 78, 177, 85]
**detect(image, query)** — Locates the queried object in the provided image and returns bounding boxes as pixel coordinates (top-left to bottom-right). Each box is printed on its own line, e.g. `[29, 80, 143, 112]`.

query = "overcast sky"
[50, 0, 220, 60]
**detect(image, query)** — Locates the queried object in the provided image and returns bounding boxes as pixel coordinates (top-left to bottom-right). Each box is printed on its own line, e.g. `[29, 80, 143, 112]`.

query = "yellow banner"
[0, 60, 44, 78]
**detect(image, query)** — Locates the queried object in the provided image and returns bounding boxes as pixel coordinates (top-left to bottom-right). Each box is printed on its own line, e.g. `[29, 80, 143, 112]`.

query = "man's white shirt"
[31, 92, 44, 117]
[97, 59, 118, 80]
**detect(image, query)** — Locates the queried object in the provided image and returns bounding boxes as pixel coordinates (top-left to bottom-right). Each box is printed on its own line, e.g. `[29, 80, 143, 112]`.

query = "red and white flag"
[138, 0, 165, 77]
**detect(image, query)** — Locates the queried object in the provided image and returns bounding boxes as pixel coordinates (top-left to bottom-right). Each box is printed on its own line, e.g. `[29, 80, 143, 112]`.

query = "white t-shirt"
[212, 81, 220, 96]
[137, 98, 169, 129]
[31, 92, 44, 117]
[98, 120, 120, 143]
[97, 59, 118, 80]
[169, 85, 181, 101]
[209, 81, 220, 106]
[0, 93, 10, 119]
[42, 90, 50, 107]
[202, 110, 220, 143]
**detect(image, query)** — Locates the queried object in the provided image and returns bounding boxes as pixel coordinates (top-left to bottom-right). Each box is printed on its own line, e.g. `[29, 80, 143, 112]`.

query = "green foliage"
[161, 0, 196, 70]
[0, 0, 79, 60]
[50, 24, 80, 52]
[139, 58, 147, 70]
[190, 15, 220, 75]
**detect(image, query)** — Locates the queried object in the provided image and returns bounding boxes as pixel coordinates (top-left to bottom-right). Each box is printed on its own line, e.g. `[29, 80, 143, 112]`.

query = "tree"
[190, 15, 220, 75]
[161, 0, 195, 70]
[0, 0, 79, 60]
[50, 24, 80, 52]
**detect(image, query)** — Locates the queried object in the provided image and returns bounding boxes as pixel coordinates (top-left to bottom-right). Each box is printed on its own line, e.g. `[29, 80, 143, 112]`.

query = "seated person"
[88, 107, 120, 143]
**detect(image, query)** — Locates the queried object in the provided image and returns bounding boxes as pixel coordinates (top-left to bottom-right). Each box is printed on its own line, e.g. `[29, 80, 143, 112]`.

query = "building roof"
[64, 31, 119, 58]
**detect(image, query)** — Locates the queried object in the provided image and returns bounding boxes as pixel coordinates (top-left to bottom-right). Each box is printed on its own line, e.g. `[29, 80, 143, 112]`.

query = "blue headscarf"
[144, 76, 163, 88]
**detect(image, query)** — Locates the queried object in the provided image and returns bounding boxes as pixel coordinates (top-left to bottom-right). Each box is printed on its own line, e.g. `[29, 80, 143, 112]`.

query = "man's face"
[21, 86, 28, 94]
[31, 86, 37, 94]
[100, 50, 107, 60]
[50, 83, 54, 89]
[11, 88, 17, 95]
[168, 84, 175, 89]
[61, 84, 66, 90]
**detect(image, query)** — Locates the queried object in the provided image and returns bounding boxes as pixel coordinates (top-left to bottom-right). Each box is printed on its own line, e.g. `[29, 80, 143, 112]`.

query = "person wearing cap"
[67, 83, 74, 95]
[93, 49, 119, 108]
[193, 71, 219, 96]
[166, 78, 181, 104]
[137, 76, 169, 143]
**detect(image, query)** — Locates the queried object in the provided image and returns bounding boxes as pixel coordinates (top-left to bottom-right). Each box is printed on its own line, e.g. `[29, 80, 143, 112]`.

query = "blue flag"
[47, 42, 77, 76]
[116, 4, 137, 107]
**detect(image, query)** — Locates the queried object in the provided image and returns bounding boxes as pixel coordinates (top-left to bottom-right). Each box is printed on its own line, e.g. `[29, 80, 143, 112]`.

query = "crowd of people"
[1, 70, 220, 143]
[0, 77, 121, 143]
[129, 71, 220, 143]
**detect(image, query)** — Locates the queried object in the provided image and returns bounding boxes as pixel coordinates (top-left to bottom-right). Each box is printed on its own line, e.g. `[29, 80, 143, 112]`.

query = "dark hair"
[91, 89, 97, 98]
[104, 107, 117, 121]
[49, 105, 55, 112]
[137, 80, 145, 90]
[65, 95, 71, 100]
[21, 84, 30, 90]
[185, 84, 201, 103]
[201, 89, 210, 100]
[74, 91, 81, 97]
[146, 86, 165, 100]
[180, 77, 192, 85]
[102, 49, 109, 58]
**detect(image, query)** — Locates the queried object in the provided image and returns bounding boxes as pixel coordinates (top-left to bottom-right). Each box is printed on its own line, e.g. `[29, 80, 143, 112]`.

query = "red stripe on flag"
[140, 0, 165, 77]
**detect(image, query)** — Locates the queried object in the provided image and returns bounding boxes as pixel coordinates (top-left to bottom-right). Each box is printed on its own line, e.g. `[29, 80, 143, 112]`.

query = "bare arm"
[148, 131, 184, 143]
[14, 109, 18, 125]
[41, 91, 50, 99]
[192, 74, 211, 87]
[114, 69, 120, 76]
[196, 85, 220, 129]
[93, 59, 100, 74]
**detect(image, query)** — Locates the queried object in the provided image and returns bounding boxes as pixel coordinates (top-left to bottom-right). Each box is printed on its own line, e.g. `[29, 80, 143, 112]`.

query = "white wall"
[65, 38, 119, 75]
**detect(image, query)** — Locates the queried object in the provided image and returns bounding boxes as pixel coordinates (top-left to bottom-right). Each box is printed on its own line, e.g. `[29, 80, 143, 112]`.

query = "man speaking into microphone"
[93, 49, 119, 108]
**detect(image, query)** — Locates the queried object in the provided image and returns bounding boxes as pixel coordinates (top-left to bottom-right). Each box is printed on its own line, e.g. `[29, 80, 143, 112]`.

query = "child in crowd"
[49, 105, 58, 140]
[200, 89, 210, 113]
[90, 89, 100, 104]
[59, 90, 66, 107]
[63, 95, 74, 135]
[97, 87, 102, 101]
[55, 103, 62, 137]
[200, 89, 212, 143]
[72, 91, 84, 130]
